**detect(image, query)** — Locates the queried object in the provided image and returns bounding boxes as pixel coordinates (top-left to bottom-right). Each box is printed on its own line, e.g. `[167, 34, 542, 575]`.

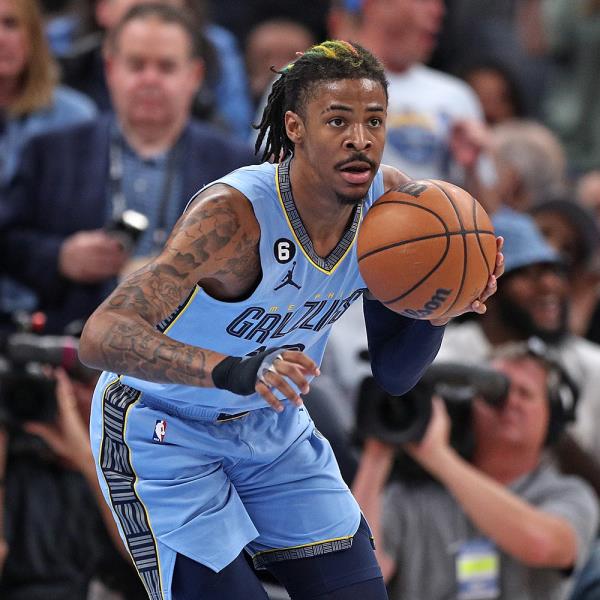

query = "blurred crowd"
[1, 0, 600, 599]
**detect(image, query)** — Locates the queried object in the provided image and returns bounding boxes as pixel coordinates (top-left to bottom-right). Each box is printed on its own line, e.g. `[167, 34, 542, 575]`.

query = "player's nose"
[343, 124, 372, 152]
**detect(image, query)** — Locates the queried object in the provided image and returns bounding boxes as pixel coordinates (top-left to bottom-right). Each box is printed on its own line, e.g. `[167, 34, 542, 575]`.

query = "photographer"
[0, 3, 254, 334]
[353, 347, 598, 600]
[0, 344, 146, 599]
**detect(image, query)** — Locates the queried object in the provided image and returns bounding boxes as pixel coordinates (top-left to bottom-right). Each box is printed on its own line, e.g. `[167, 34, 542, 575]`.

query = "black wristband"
[212, 348, 283, 396]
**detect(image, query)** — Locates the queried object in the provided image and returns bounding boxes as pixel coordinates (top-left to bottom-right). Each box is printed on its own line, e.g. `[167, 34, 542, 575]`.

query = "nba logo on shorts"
[153, 419, 167, 443]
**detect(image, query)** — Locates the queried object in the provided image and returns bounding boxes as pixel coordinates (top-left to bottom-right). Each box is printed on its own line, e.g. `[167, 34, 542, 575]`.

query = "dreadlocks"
[254, 40, 388, 163]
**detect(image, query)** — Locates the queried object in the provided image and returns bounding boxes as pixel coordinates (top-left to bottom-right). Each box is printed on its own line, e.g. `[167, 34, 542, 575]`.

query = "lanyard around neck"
[108, 131, 182, 247]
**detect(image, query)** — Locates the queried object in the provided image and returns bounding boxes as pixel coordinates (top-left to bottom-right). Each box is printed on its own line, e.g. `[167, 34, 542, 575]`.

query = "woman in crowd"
[0, 0, 95, 186]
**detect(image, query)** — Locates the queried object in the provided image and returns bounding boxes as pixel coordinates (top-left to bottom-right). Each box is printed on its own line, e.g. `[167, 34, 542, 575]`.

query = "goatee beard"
[496, 293, 568, 345]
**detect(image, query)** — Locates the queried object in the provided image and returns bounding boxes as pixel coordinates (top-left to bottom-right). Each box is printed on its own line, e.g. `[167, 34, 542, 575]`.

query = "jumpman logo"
[274, 261, 301, 291]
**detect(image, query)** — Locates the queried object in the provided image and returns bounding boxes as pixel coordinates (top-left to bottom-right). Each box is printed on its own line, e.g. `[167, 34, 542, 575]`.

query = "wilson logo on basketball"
[402, 288, 452, 319]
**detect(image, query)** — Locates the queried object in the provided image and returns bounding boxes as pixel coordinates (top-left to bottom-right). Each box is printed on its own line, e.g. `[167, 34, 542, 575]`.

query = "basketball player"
[79, 41, 503, 599]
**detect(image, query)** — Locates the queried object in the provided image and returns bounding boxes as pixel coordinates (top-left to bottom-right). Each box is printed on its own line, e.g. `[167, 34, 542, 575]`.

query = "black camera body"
[105, 209, 149, 252]
[356, 361, 510, 447]
[0, 333, 92, 425]
[356, 362, 510, 482]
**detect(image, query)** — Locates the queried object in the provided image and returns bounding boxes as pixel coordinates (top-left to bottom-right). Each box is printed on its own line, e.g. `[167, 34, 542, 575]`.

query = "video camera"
[356, 362, 510, 469]
[0, 331, 95, 425]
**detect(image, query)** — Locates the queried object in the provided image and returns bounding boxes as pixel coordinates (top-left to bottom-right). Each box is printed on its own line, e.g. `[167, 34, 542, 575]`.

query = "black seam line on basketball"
[472, 198, 492, 278]
[357, 229, 495, 262]
[427, 181, 468, 318]
[381, 234, 452, 305]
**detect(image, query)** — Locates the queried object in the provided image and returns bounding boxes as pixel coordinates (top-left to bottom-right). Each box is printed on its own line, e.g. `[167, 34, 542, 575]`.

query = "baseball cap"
[492, 207, 562, 274]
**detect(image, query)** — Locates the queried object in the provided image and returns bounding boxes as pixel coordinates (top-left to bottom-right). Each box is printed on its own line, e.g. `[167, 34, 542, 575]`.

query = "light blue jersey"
[119, 157, 385, 414]
[91, 158, 385, 598]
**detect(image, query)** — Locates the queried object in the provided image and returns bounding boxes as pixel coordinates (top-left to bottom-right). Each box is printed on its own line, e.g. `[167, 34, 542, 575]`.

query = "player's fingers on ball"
[479, 275, 497, 303]
[255, 380, 284, 412]
[496, 236, 504, 251]
[471, 299, 486, 314]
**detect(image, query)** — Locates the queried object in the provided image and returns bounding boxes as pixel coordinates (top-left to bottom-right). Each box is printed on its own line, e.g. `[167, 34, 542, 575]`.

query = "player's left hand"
[430, 236, 504, 326]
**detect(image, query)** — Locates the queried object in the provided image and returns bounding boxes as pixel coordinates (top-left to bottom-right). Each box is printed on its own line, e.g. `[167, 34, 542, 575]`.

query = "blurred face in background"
[473, 357, 549, 452]
[496, 263, 569, 344]
[105, 15, 203, 132]
[246, 20, 315, 103]
[464, 67, 519, 126]
[0, 0, 30, 83]
[95, 0, 184, 30]
[367, 0, 445, 72]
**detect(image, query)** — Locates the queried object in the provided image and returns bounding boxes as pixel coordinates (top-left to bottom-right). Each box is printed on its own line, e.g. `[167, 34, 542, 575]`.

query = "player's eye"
[328, 118, 345, 127]
[369, 118, 383, 127]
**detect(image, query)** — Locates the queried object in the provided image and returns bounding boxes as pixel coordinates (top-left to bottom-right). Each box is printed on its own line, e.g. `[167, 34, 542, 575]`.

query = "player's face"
[291, 78, 387, 205]
[495, 263, 569, 343]
[106, 18, 202, 131]
[473, 358, 549, 451]
[0, 0, 30, 82]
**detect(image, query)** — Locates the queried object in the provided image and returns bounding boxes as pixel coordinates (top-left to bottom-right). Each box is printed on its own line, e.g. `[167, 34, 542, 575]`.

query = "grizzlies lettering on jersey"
[118, 157, 385, 414]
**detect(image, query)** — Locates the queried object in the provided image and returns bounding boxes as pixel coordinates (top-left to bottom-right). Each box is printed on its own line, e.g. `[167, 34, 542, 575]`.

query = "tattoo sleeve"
[79, 194, 260, 387]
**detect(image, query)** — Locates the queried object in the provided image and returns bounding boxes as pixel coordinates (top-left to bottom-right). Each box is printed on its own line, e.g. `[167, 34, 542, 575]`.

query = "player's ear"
[285, 111, 305, 144]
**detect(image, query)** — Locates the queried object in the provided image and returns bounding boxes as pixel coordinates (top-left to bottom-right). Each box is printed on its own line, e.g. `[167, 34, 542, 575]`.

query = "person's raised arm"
[79, 184, 318, 408]
[408, 398, 581, 569]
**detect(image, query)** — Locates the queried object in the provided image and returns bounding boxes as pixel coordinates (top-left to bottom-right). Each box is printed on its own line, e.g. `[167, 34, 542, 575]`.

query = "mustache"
[335, 153, 377, 170]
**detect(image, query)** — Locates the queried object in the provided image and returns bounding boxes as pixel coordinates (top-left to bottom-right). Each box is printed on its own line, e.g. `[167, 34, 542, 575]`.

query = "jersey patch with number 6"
[274, 238, 296, 264]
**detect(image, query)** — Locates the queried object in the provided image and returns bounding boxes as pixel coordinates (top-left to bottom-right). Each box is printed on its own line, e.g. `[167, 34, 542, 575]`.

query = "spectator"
[245, 18, 315, 111]
[431, 0, 550, 118]
[436, 209, 600, 463]
[461, 59, 526, 126]
[60, 0, 254, 141]
[0, 3, 255, 334]
[0, 0, 96, 186]
[491, 119, 568, 212]
[0, 365, 147, 599]
[327, 0, 498, 213]
[353, 347, 598, 600]
[530, 198, 600, 344]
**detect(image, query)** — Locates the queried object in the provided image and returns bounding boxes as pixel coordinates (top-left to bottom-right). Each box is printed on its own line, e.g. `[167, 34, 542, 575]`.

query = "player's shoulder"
[381, 164, 412, 192]
[185, 182, 260, 242]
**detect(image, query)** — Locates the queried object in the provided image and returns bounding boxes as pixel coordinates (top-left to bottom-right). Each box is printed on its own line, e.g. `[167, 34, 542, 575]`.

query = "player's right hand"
[255, 350, 320, 412]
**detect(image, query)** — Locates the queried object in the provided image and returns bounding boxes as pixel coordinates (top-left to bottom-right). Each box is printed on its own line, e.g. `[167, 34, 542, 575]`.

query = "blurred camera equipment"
[105, 208, 149, 252]
[0, 331, 96, 424]
[356, 361, 509, 447]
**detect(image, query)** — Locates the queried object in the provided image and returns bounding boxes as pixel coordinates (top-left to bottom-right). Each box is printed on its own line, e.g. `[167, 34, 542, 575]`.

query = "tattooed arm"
[79, 184, 260, 387]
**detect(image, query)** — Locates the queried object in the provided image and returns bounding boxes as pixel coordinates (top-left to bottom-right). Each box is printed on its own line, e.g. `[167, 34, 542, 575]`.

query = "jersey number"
[274, 238, 296, 264]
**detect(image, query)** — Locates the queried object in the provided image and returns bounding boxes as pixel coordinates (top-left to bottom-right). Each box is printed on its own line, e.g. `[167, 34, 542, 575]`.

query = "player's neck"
[119, 116, 186, 159]
[289, 157, 357, 257]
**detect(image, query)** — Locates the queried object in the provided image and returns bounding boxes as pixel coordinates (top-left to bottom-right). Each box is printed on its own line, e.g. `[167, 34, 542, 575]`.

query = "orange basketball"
[357, 180, 496, 320]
